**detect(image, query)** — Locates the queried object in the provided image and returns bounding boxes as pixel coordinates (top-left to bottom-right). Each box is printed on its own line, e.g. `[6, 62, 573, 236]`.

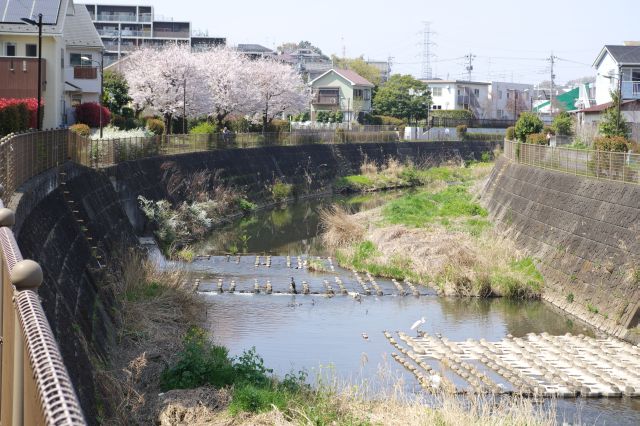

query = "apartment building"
[0, 0, 104, 128]
[421, 79, 490, 118]
[82, 3, 225, 66]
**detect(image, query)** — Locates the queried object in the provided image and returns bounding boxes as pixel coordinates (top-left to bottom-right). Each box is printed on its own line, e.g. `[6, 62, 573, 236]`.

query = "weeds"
[587, 303, 599, 314]
[566, 293, 575, 303]
[271, 181, 293, 202]
[319, 204, 365, 248]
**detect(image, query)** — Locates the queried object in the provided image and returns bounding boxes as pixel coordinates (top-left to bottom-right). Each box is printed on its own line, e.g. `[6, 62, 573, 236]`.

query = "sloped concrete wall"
[483, 157, 640, 343]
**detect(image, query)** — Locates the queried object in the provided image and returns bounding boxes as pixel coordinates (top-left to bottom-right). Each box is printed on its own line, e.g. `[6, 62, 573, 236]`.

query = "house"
[0, 0, 105, 128]
[83, 3, 225, 66]
[420, 79, 490, 118]
[593, 44, 640, 105]
[279, 48, 332, 81]
[488, 82, 534, 120]
[235, 44, 276, 60]
[309, 69, 374, 122]
[533, 86, 581, 114]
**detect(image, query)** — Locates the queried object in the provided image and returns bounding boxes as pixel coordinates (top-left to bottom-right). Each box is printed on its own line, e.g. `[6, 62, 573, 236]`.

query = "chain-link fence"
[504, 140, 640, 184]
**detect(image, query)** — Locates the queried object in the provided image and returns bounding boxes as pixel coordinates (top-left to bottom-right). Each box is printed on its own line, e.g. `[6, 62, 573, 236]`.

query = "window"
[71, 95, 82, 107]
[70, 53, 92, 67]
[432, 87, 442, 96]
[497, 109, 504, 118]
[506, 92, 510, 99]
[498, 90, 503, 100]
[5, 42, 16, 56]
[474, 88, 480, 96]
[25, 44, 37, 57]
[364, 89, 371, 101]
[353, 89, 363, 101]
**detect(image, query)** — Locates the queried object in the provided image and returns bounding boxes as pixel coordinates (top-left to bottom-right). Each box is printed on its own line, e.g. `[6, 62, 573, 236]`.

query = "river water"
[153, 192, 640, 425]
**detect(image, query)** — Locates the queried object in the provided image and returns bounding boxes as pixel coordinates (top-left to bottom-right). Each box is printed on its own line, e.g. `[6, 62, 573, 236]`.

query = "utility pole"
[420, 22, 436, 80]
[547, 53, 558, 116]
[465, 52, 476, 81]
[387, 56, 394, 82]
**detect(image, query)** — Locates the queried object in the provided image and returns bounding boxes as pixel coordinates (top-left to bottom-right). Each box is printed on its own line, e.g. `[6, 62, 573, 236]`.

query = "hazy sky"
[89, 0, 639, 84]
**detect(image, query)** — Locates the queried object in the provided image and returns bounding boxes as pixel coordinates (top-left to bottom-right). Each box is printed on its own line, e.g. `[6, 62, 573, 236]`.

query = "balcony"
[0, 57, 46, 98]
[312, 95, 339, 105]
[103, 43, 138, 52]
[74, 67, 97, 79]
[96, 13, 137, 22]
[139, 13, 152, 22]
[153, 30, 190, 39]
[621, 81, 640, 99]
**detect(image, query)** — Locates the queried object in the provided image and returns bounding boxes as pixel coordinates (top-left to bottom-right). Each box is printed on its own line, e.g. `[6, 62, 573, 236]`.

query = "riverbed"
[152, 192, 640, 425]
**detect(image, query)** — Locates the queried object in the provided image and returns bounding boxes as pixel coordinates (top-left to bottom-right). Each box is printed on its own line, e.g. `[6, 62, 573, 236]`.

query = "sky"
[89, 0, 639, 85]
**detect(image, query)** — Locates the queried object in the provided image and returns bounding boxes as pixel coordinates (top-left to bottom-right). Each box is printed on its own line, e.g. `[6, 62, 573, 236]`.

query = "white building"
[0, 0, 105, 128]
[487, 82, 534, 120]
[421, 79, 490, 118]
[421, 79, 533, 120]
[593, 44, 640, 105]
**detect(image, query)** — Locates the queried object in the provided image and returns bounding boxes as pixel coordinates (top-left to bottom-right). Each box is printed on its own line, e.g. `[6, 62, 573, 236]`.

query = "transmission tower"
[420, 22, 436, 79]
[465, 52, 476, 81]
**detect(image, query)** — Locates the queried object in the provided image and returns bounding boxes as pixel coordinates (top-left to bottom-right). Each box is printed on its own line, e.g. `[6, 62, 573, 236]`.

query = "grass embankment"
[326, 160, 543, 299]
[335, 155, 491, 193]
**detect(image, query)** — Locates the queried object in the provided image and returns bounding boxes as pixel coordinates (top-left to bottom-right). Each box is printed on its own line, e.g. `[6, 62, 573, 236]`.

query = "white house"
[421, 79, 490, 118]
[593, 44, 640, 105]
[0, 0, 104, 128]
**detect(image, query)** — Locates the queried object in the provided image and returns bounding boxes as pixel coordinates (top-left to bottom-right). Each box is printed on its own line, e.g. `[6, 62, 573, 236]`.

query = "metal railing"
[0, 198, 86, 425]
[504, 140, 640, 184]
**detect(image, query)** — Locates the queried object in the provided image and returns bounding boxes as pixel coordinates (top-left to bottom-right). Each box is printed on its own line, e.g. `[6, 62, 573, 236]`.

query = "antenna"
[465, 52, 476, 81]
[420, 21, 436, 79]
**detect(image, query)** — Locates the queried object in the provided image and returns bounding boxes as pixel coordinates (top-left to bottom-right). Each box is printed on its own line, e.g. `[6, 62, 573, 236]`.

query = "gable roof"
[0, 0, 67, 35]
[63, 2, 102, 48]
[236, 44, 273, 53]
[593, 45, 640, 68]
[310, 68, 374, 87]
[576, 99, 640, 114]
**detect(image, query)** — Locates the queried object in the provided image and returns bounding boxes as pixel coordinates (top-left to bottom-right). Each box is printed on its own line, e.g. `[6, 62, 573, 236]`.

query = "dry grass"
[359, 156, 379, 176]
[319, 204, 366, 248]
[99, 252, 205, 425]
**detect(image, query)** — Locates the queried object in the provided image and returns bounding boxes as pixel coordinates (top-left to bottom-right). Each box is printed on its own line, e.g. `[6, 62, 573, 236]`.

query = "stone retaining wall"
[483, 157, 640, 344]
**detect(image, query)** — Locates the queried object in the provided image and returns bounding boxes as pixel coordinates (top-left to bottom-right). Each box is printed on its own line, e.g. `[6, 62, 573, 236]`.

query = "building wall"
[595, 53, 618, 105]
[489, 82, 534, 120]
[428, 83, 457, 111]
[0, 34, 63, 128]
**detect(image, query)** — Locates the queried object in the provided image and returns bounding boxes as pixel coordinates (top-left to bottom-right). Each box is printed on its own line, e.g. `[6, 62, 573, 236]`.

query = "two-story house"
[0, 0, 104, 128]
[309, 69, 374, 122]
[420, 79, 490, 118]
[593, 44, 640, 105]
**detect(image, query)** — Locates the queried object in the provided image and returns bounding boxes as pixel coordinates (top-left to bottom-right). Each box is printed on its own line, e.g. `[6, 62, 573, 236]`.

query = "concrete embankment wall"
[105, 141, 498, 232]
[9, 141, 497, 420]
[483, 157, 640, 343]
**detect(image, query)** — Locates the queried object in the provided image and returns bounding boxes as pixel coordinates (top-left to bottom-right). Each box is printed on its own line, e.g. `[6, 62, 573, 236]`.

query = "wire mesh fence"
[504, 140, 640, 184]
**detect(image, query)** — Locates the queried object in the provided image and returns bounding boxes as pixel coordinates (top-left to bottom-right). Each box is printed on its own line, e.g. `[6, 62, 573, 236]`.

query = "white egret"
[410, 317, 426, 330]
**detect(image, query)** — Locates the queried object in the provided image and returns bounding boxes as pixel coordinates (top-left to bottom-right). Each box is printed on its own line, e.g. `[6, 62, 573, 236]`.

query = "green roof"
[533, 87, 580, 112]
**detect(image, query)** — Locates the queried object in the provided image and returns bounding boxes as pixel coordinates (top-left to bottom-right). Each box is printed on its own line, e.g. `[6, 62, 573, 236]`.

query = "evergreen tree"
[599, 90, 630, 138]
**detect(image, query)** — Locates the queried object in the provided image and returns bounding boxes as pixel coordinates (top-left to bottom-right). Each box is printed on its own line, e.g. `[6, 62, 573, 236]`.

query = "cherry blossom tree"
[122, 44, 209, 132]
[196, 47, 250, 126]
[244, 59, 311, 133]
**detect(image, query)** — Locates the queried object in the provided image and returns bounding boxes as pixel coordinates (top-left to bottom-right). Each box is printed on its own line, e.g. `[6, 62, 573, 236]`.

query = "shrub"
[121, 106, 135, 118]
[514, 112, 543, 142]
[430, 109, 474, 120]
[593, 136, 630, 152]
[146, 118, 165, 135]
[292, 111, 310, 122]
[505, 126, 516, 140]
[75, 102, 111, 128]
[269, 119, 290, 132]
[376, 115, 405, 126]
[456, 124, 468, 140]
[316, 110, 330, 123]
[69, 123, 91, 136]
[189, 121, 217, 134]
[271, 181, 293, 202]
[551, 111, 574, 136]
[110, 114, 138, 130]
[542, 125, 555, 136]
[526, 133, 548, 145]
[0, 98, 40, 134]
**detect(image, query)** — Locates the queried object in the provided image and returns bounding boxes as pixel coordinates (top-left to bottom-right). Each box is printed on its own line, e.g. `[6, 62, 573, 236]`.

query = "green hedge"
[430, 109, 474, 120]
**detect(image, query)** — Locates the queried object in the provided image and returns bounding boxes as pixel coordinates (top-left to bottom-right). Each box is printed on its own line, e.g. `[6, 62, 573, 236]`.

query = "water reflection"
[193, 192, 401, 256]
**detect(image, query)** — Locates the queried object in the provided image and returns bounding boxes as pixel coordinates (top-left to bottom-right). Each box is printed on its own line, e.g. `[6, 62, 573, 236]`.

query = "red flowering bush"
[0, 98, 42, 135]
[75, 102, 111, 128]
